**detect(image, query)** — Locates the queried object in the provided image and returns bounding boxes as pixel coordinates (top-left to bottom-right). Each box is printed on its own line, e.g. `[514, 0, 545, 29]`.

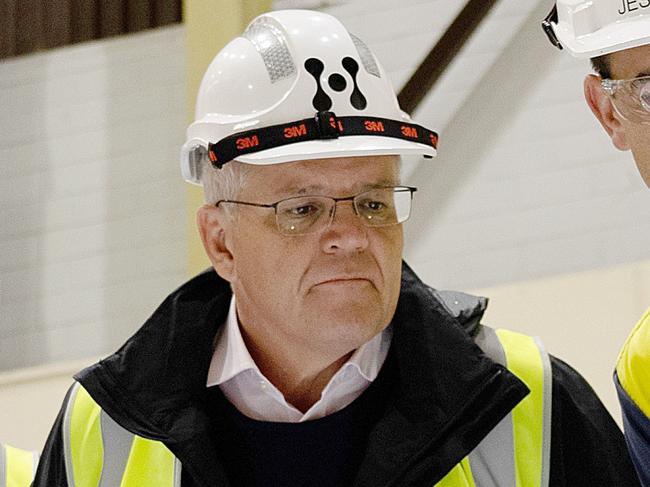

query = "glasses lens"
[641, 82, 650, 112]
[609, 76, 650, 124]
[354, 188, 412, 226]
[276, 196, 331, 235]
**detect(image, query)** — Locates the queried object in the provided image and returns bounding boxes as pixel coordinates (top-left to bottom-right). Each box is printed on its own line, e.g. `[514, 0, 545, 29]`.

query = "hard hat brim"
[232, 135, 436, 166]
[554, 17, 650, 58]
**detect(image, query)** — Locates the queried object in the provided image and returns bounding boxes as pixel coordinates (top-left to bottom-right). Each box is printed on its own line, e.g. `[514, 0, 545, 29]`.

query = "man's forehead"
[279, 179, 399, 196]
[609, 43, 650, 78]
[243, 155, 400, 196]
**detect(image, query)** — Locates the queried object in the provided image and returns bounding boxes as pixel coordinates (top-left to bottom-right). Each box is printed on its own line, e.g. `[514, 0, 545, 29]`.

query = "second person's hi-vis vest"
[62, 327, 552, 487]
[0, 442, 39, 487]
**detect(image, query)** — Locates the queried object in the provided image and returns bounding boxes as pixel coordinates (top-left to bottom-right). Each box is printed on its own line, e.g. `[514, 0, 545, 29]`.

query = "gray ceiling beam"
[397, 0, 500, 114]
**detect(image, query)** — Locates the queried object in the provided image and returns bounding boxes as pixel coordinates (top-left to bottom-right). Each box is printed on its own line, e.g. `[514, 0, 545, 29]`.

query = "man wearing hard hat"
[543, 2, 650, 485]
[33, 9, 637, 486]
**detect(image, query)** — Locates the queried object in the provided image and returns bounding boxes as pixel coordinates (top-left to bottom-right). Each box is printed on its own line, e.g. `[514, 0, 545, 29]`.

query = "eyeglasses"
[601, 75, 650, 125]
[216, 186, 417, 236]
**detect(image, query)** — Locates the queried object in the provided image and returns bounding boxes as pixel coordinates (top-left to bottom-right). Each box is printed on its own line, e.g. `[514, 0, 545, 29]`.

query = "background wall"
[1, 0, 649, 452]
[0, 25, 187, 372]
[0, 0, 181, 60]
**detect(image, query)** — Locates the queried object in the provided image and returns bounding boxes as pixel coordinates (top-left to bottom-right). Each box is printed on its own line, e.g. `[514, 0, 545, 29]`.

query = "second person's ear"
[584, 74, 630, 151]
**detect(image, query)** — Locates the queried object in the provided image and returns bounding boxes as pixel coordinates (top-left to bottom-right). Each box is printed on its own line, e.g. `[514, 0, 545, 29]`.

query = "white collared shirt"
[206, 296, 392, 422]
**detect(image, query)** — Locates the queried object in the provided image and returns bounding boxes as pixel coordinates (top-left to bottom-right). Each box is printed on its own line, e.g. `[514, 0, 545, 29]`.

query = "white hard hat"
[181, 9, 438, 185]
[542, 0, 650, 58]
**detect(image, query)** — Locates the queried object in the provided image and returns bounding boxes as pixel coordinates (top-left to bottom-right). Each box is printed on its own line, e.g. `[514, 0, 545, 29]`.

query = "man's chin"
[312, 306, 385, 337]
[314, 318, 384, 350]
[304, 286, 390, 335]
[307, 286, 381, 311]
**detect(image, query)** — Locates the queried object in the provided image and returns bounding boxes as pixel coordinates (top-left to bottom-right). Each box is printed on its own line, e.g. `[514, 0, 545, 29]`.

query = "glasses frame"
[601, 75, 650, 125]
[216, 185, 418, 236]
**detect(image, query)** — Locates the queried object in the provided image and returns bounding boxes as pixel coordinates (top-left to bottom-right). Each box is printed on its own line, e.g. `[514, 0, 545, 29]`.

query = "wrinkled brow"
[281, 179, 400, 196]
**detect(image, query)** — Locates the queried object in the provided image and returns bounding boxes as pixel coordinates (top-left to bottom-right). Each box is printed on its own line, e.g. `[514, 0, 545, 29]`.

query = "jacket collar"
[76, 262, 527, 486]
[354, 263, 528, 486]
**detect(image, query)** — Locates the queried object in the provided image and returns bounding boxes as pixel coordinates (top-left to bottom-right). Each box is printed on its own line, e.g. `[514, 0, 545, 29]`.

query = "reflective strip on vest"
[435, 457, 476, 487]
[436, 326, 552, 487]
[435, 326, 553, 487]
[0, 443, 39, 487]
[63, 383, 181, 487]
[496, 329, 552, 487]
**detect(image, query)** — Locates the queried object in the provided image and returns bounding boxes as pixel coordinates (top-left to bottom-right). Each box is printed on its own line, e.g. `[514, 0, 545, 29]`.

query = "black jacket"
[34, 264, 640, 486]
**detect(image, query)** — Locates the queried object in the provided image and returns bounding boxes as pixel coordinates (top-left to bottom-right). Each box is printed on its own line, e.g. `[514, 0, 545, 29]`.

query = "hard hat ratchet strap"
[207, 111, 439, 168]
[541, 6, 562, 50]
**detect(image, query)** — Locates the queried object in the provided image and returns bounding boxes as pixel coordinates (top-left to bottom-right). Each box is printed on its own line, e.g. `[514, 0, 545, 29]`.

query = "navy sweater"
[206, 355, 396, 487]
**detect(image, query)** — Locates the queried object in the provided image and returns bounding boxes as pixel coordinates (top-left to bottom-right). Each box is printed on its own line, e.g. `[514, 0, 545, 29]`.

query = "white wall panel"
[0, 26, 187, 371]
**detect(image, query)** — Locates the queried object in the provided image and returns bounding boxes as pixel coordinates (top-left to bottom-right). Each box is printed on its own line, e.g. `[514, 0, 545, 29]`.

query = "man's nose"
[320, 201, 369, 253]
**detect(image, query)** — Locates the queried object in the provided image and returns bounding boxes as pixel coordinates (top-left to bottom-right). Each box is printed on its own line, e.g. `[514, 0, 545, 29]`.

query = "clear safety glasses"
[601, 75, 650, 125]
[216, 186, 417, 236]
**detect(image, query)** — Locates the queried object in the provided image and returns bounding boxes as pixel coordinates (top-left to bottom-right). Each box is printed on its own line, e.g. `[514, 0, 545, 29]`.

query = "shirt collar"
[343, 323, 392, 382]
[206, 295, 260, 387]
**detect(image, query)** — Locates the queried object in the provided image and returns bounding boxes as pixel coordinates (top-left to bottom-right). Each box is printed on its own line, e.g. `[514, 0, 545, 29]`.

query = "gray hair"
[200, 155, 403, 208]
[201, 159, 253, 207]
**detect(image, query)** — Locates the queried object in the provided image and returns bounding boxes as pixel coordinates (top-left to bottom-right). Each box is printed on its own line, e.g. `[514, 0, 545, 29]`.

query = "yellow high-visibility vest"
[62, 327, 551, 487]
[616, 308, 650, 419]
[0, 443, 39, 487]
[436, 327, 552, 487]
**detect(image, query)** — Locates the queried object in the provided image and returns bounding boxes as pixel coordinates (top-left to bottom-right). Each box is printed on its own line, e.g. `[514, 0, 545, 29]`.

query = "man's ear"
[197, 204, 235, 282]
[584, 74, 630, 151]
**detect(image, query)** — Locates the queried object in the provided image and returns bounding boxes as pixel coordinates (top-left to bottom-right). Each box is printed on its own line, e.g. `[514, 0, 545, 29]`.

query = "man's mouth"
[313, 276, 372, 287]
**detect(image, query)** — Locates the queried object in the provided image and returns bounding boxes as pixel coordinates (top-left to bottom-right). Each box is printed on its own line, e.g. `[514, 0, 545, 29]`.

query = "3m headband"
[206, 111, 439, 169]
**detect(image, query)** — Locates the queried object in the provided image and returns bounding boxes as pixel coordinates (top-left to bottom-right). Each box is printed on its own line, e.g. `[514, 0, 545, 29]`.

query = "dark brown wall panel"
[126, 0, 151, 33]
[0, 1, 18, 58]
[1, 0, 181, 60]
[45, 0, 73, 48]
[15, 0, 45, 55]
[100, 0, 125, 37]
[71, 0, 99, 43]
[154, 0, 181, 26]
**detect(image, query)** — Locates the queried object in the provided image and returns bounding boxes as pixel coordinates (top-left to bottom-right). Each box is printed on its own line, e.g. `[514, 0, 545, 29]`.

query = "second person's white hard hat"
[542, 0, 650, 58]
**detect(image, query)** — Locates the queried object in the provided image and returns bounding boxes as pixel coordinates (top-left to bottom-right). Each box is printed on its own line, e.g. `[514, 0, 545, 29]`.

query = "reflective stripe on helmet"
[434, 326, 552, 487]
[243, 18, 296, 83]
[63, 383, 181, 487]
[349, 33, 381, 78]
[1, 443, 38, 487]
